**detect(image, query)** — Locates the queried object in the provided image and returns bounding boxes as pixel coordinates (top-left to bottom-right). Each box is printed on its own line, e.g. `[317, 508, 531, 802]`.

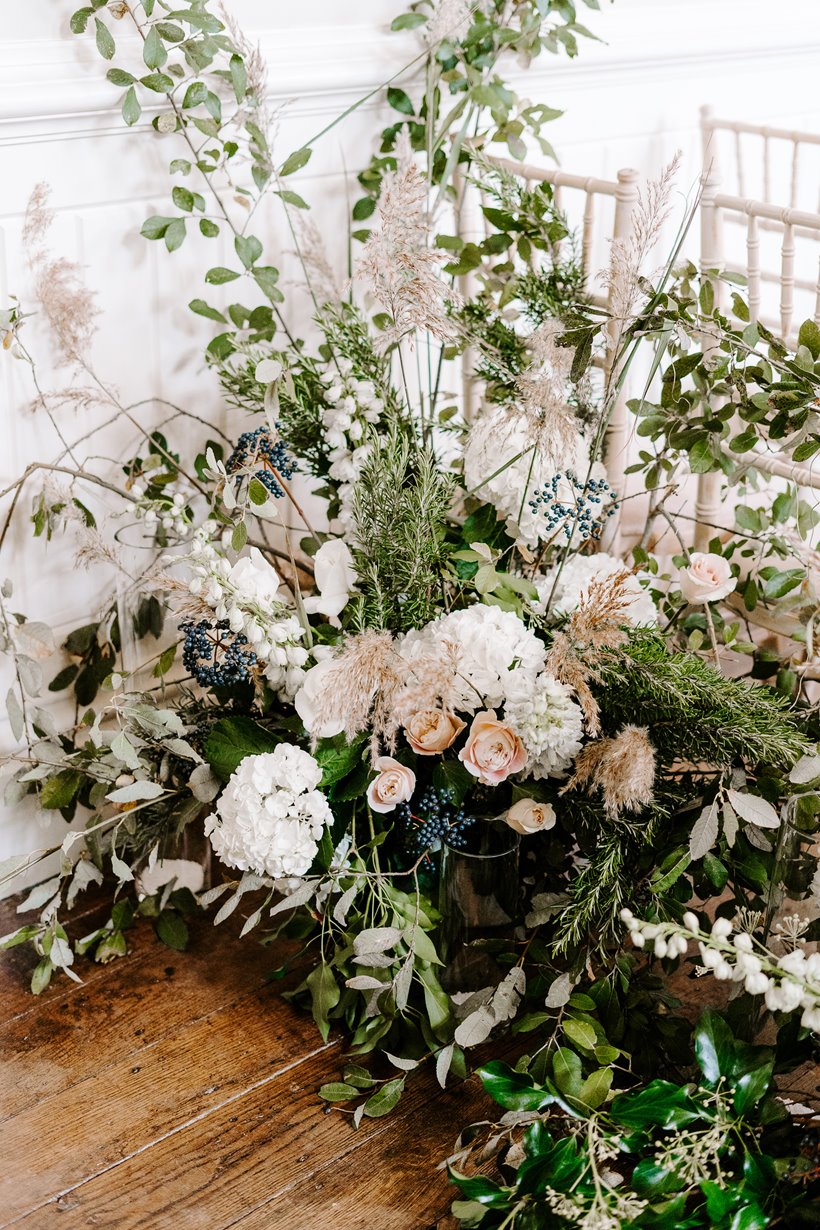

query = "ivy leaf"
[94, 16, 116, 58]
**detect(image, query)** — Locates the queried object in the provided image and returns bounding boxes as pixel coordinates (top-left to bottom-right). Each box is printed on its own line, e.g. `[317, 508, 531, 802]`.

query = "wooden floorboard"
[0, 892, 509, 1230]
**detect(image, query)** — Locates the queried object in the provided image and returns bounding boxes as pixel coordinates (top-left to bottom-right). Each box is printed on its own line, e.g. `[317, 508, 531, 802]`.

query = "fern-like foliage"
[350, 431, 454, 633]
[598, 629, 808, 769]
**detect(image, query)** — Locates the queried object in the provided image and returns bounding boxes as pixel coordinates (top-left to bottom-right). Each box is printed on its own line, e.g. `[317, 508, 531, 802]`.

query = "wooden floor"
[0, 888, 499, 1230]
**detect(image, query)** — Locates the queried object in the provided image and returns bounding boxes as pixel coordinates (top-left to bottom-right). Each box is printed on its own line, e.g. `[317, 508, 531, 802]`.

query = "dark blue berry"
[181, 618, 257, 687]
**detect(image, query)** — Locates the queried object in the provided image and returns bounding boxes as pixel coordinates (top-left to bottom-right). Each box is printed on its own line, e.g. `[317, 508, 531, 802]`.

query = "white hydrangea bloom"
[185, 544, 309, 698]
[205, 746, 333, 878]
[399, 603, 546, 714]
[503, 669, 585, 779]
[462, 406, 606, 548]
[534, 551, 657, 626]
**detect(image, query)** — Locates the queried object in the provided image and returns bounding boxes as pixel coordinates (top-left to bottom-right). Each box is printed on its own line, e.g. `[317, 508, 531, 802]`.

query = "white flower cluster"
[205, 746, 333, 878]
[462, 406, 609, 548]
[534, 551, 657, 626]
[399, 603, 546, 714]
[504, 669, 585, 778]
[131, 482, 194, 539]
[622, 910, 820, 1032]
[320, 358, 385, 531]
[186, 543, 308, 697]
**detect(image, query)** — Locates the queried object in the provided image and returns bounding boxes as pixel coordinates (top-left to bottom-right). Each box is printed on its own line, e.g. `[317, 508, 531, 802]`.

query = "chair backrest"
[458, 155, 641, 550]
[701, 106, 820, 214]
[693, 163, 820, 548]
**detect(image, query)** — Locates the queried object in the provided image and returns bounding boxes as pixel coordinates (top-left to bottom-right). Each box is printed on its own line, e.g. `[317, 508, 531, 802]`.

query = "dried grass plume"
[563, 724, 656, 817]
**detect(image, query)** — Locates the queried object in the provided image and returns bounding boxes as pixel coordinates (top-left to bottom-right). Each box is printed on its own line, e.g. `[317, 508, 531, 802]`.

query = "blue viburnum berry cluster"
[226, 426, 297, 499]
[397, 784, 478, 859]
[180, 618, 257, 687]
[529, 470, 617, 541]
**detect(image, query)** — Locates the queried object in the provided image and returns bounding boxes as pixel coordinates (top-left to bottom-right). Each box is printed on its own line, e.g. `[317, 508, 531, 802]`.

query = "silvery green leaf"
[332, 882, 359, 926]
[199, 882, 231, 907]
[14, 621, 55, 658]
[214, 891, 242, 924]
[6, 688, 24, 741]
[353, 1103, 366, 1130]
[240, 908, 263, 937]
[67, 858, 103, 909]
[352, 950, 395, 968]
[745, 826, 773, 852]
[107, 779, 165, 804]
[384, 1052, 419, 1071]
[722, 802, 738, 848]
[491, 966, 525, 1022]
[525, 891, 569, 928]
[110, 732, 143, 772]
[726, 789, 780, 829]
[435, 1043, 454, 1089]
[188, 763, 221, 802]
[31, 707, 58, 738]
[17, 656, 43, 698]
[352, 926, 402, 956]
[268, 880, 315, 917]
[454, 1006, 495, 1048]
[50, 935, 74, 968]
[790, 754, 820, 785]
[345, 975, 386, 991]
[545, 972, 573, 1008]
[16, 876, 61, 914]
[165, 737, 201, 762]
[111, 853, 134, 883]
[689, 799, 720, 860]
[393, 954, 413, 1010]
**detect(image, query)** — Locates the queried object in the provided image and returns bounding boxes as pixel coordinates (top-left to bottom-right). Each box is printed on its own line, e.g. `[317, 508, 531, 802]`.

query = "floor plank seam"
[1, 1038, 341, 1229]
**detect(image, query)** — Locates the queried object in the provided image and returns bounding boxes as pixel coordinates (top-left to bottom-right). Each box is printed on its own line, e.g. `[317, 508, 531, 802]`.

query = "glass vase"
[438, 817, 520, 992]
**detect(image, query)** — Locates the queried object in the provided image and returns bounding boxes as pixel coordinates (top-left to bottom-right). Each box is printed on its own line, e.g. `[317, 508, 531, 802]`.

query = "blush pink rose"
[404, 709, 466, 756]
[367, 756, 416, 813]
[458, 710, 527, 786]
[505, 798, 556, 835]
[679, 552, 735, 605]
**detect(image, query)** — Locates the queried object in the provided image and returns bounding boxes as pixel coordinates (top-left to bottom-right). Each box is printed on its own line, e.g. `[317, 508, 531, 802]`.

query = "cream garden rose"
[404, 709, 466, 756]
[367, 756, 416, 813]
[459, 710, 527, 786]
[678, 552, 735, 605]
[505, 798, 557, 835]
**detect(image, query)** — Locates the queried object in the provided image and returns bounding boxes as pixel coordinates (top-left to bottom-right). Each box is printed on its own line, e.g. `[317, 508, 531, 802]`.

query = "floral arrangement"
[2, 1, 820, 1224]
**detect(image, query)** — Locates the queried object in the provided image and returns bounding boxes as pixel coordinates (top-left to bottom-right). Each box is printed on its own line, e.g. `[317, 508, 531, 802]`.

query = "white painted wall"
[2, 0, 819, 866]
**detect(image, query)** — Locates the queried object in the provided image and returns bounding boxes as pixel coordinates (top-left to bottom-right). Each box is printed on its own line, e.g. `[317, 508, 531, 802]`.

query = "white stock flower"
[205, 745, 332, 878]
[534, 551, 657, 626]
[678, 552, 735, 605]
[398, 603, 546, 714]
[303, 539, 357, 621]
[503, 670, 584, 779]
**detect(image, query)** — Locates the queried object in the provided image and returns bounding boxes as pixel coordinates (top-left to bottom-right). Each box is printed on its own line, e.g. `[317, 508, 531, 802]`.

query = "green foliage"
[599, 629, 808, 769]
[350, 431, 455, 633]
[204, 716, 280, 781]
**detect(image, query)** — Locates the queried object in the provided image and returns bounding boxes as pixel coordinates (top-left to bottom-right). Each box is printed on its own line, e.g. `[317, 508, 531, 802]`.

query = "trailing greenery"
[350, 431, 454, 633]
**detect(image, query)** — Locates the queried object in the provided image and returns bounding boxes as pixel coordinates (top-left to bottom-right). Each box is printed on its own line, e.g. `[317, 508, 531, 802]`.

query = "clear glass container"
[438, 817, 520, 992]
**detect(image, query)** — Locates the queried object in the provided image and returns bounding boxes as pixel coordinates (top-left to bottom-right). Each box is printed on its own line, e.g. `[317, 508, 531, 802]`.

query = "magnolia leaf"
[332, 883, 358, 926]
[689, 799, 720, 860]
[726, 789, 780, 829]
[268, 880, 315, 917]
[393, 955, 414, 1011]
[491, 967, 526, 1022]
[110, 731, 143, 772]
[722, 802, 739, 849]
